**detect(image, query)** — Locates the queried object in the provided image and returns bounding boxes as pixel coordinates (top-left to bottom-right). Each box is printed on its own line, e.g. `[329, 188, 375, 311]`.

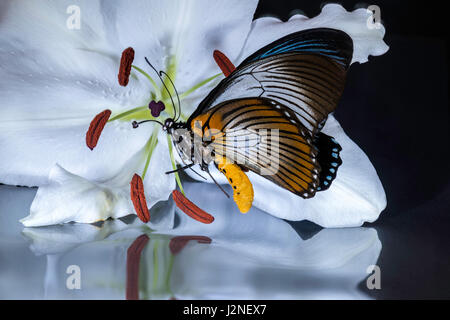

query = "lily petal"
[21, 131, 175, 227]
[0, 0, 259, 188]
[0, 0, 154, 186]
[249, 115, 387, 227]
[0, 0, 151, 121]
[185, 115, 386, 227]
[140, 131, 176, 207]
[240, 3, 389, 65]
[20, 164, 132, 226]
[109, 0, 258, 93]
[0, 120, 151, 187]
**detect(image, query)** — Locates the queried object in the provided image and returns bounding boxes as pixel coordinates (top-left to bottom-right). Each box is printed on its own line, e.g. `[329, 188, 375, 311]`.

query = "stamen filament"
[141, 130, 159, 180]
[132, 65, 161, 100]
[167, 134, 185, 195]
[179, 73, 221, 99]
[108, 105, 147, 122]
[161, 57, 177, 101]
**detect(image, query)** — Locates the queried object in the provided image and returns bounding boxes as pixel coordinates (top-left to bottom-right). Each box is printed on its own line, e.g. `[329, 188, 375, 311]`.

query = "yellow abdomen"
[216, 156, 254, 213]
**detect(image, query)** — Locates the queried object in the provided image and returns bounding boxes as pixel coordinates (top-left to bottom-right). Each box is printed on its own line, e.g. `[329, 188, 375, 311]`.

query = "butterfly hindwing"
[315, 132, 342, 191]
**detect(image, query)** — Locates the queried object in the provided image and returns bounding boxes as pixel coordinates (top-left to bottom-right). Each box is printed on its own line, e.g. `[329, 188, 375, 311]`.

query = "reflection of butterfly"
[156, 28, 352, 212]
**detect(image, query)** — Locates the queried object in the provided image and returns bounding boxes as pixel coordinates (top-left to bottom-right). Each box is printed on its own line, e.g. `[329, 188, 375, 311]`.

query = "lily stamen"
[85, 109, 112, 150]
[118, 47, 135, 86]
[88, 46, 223, 223]
[213, 50, 236, 77]
[172, 190, 214, 224]
[130, 173, 150, 223]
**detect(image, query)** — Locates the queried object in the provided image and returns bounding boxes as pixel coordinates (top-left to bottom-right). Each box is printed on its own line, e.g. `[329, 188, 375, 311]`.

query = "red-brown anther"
[126, 234, 149, 300]
[172, 190, 215, 224]
[85, 109, 112, 150]
[169, 235, 212, 255]
[130, 174, 150, 223]
[213, 50, 236, 77]
[118, 47, 135, 86]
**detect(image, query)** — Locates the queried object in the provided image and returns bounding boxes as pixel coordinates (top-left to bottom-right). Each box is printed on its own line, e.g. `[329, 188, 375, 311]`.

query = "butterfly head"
[162, 118, 176, 133]
[162, 117, 188, 133]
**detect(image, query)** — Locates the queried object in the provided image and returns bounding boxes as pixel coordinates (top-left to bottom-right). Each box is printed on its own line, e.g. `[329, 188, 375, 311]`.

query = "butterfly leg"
[215, 155, 254, 213]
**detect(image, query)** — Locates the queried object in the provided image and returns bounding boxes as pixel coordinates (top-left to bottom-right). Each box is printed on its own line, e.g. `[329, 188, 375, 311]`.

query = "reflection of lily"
[1, 1, 388, 227]
[167, 228, 380, 299]
[126, 234, 149, 300]
[22, 218, 143, 256]
[19, 182, 381, 299]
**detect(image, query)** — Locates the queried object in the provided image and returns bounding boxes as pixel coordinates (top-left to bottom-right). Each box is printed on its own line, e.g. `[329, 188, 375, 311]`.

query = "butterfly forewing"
[189, 28, 352, 137]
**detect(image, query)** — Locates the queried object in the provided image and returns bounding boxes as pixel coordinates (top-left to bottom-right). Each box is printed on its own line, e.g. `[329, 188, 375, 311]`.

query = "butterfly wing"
[189, 28, 353, 137]
[240, 27, 352, 67]
[190, 97, 322, 198]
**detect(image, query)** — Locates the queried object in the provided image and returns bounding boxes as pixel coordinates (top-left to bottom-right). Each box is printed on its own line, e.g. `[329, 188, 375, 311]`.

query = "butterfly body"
[162, 28, 354, 211]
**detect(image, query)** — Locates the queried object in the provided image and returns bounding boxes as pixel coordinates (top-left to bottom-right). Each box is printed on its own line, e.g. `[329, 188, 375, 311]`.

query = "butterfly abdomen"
[315, 133, 342, 191]
[216, 156, 254, 213]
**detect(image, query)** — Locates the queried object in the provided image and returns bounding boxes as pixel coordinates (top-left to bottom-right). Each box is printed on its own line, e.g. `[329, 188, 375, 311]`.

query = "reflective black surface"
[0, 183, 383, 299]
[256, 0, 450, 299]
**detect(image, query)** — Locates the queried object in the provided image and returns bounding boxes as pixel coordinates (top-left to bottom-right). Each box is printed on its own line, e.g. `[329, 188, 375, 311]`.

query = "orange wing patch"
[190, 97, 320, 198]
[190, 112, 224, 139]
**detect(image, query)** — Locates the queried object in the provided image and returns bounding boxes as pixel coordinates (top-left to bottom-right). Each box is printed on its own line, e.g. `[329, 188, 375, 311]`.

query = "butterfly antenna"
[132, 119, 164, 128]
[160, 70, 182, 122]
[166, 163, 208, 181]
[144, 57, 178, 120]
[205, 167, 230, 198]
[165, 163, 195, 174]
[188, 167, 208, 181]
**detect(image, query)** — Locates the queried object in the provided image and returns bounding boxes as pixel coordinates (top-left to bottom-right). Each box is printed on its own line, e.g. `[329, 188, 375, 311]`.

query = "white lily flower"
[0, 1, 388, 228]
[0, 0, 258, 225]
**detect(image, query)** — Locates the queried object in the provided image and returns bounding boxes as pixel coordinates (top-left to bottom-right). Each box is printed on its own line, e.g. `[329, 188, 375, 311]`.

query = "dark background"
[256, 0, 450, 299]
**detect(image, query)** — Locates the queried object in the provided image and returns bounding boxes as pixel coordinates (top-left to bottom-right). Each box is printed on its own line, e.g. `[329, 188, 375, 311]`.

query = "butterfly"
[142, 28, 353, 213]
